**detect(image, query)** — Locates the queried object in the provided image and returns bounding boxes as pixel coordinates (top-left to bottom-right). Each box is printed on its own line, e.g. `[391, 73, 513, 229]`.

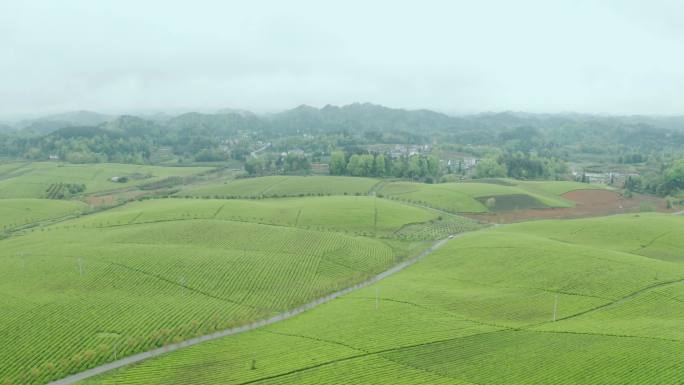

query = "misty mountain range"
[2, 103, 684, 139]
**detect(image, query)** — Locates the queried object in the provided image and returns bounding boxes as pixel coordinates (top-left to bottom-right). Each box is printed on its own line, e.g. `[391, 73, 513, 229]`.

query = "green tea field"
[0, 193, 478, 385]
[177, 175, 381, 198]
[81, 213, 684, 385]
[0, 199, 87, 232]
[0, 165, 675, 385]
[0, 162, 212, 199]
[176, 175, 608, 215]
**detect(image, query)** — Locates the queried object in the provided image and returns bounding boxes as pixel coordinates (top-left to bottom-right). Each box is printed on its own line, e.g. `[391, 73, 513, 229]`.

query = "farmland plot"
[0, 162, 211, 198]
[0, 199, 87, 231]
[177, 175, 379, 198]
[83, 214, 684, 385]
[68, 195, 453, 237]
[0, 193, 478, 384]
[0, 216, 403, 384]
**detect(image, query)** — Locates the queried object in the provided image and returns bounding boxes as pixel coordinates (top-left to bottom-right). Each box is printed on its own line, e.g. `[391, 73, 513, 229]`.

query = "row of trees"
[244, 153, 311, 175]
[625, 160, 684, 196]
[330, 151, 440, 181]
[474, 152, 568, 180]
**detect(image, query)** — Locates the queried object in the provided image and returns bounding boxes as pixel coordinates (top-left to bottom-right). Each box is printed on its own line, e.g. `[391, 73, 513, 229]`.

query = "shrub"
[666, 196, 674, 209]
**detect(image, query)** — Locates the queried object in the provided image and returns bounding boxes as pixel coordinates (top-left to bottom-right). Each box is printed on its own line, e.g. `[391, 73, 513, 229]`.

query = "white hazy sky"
[1, 0, 683, 116]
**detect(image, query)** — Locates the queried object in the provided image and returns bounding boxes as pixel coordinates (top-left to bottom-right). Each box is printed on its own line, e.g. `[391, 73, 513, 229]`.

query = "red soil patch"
[464, 189, 671, 224]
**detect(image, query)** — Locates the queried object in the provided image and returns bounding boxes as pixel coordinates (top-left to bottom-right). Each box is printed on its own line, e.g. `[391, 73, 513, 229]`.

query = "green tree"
[475, 158, 507, 178]
[426, 156, 439, 177]
[373, 154, 386, 176]
[360, 154, 374, 176]
[663, 160, 684, 193]
[392, 157, 408, 177]
[244, 157, 264, 175]
[406, 155, 422, 179]
[346, 154, 364, 176]
[624, 175, 641, 192]
[329, 151, 347, 175]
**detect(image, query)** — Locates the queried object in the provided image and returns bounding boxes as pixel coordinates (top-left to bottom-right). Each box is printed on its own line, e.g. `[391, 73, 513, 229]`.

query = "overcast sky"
[1, 0, 683, 117]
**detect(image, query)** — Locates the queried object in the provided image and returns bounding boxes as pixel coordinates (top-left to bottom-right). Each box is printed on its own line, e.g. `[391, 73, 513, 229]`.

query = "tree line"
[244, 153, 311, 175]
[624, 160, 684, 197]
[474, 152, 568, 180]
[329, 151, 440, 181]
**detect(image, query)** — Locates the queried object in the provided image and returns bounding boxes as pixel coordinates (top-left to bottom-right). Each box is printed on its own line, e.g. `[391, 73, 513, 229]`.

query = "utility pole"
[553, 294, 558, 322]
[78, 257, 84, 276]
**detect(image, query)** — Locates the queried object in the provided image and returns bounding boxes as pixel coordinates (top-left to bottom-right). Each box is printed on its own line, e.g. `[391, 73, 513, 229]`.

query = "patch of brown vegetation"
[464, 189, 671, 224]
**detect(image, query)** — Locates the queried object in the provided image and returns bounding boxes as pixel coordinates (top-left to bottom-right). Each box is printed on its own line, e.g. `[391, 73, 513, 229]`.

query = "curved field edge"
[79, 213, 684, 385]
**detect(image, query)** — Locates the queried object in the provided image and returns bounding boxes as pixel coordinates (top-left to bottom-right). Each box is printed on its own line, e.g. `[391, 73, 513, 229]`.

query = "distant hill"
[10, 105, 684, 138]
[214, 107, 256, 117]
[48, 125, 121, 139]
[166, 112, 266, 136]
[17, 110, 115, 134]
[268, 103, 456, 136]
[100, 115, 162, 137]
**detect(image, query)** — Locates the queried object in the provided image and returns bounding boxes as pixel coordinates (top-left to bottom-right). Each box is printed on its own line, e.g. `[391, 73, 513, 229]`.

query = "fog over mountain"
[2, 0, 684, 116]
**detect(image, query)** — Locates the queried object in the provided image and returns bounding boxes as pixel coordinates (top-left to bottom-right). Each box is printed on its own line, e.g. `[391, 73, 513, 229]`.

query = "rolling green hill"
[82, 213, 684, 385]
[75, 196, 478, 238]
[0, 162, 212, 198]
[0, 195, 478, 385]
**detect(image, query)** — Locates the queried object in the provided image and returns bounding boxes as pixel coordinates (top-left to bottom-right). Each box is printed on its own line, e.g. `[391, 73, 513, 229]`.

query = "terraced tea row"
[0, 212, 422, 385]
[82, 213, 684, 384]
[63, 196, 469, 238]
[1, 192, 477, 384]
[177, 175, 380, 198]
[0, 199, 87, 232]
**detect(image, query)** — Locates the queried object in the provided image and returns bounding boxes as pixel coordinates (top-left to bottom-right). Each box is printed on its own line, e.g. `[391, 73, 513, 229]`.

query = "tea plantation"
[0, 193, 477, 385]
[82, 213, 684, 385]
[0, 199, 87, 232]
[0, 162, 211, 198]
